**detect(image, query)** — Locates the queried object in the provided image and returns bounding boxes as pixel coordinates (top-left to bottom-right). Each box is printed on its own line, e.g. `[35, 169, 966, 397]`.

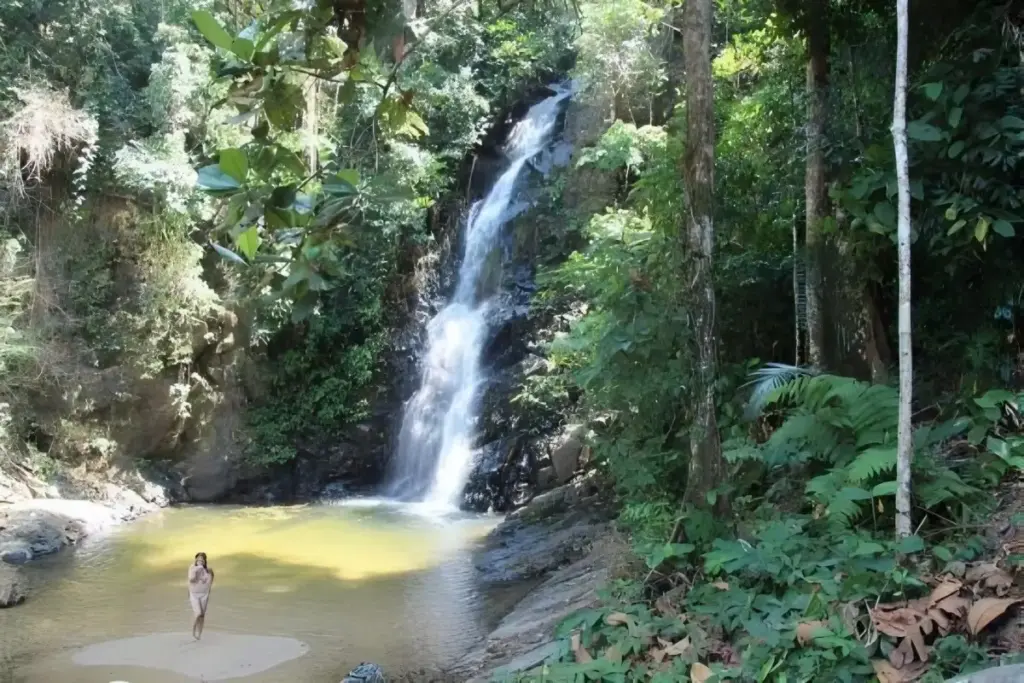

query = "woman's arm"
[188, 565, 199, 583]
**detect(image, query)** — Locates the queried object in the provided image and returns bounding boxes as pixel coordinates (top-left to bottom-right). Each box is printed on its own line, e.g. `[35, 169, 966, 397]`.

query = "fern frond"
[847, 447, 897, 483]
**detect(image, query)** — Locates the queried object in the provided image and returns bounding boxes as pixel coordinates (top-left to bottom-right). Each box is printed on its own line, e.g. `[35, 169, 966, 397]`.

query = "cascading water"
[386, 86, 571, 510]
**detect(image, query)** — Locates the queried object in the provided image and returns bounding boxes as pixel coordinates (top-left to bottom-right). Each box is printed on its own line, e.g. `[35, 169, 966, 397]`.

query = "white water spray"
[386, 87, 571, 509]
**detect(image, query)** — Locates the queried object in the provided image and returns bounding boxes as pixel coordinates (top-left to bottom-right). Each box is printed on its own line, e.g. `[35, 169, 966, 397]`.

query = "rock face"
[453, 478, 625, 682]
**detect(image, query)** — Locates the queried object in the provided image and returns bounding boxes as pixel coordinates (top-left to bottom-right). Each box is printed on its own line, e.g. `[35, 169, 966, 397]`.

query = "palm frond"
[743, 362, 818, 419]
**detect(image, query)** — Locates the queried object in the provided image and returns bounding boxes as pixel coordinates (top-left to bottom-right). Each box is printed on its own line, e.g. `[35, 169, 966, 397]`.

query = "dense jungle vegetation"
[2, 0, 1024, 681]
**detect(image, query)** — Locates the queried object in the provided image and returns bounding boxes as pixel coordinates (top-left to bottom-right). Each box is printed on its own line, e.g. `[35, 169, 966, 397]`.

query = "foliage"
[573, 0, 667, 121]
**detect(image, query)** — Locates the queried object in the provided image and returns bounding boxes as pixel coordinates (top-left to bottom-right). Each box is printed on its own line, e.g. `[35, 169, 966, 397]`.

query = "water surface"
[0, 503, 511, 682]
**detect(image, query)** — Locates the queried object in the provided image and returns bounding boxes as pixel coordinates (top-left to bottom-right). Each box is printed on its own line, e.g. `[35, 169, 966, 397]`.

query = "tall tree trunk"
[804, 0, 829, 369]
[892, 0, 913, 538]
[681, 0, 727, 512]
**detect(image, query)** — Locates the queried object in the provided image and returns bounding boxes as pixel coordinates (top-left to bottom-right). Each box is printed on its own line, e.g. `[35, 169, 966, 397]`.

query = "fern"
[744, 371, 984, 530]
[847, 447, 897, 483]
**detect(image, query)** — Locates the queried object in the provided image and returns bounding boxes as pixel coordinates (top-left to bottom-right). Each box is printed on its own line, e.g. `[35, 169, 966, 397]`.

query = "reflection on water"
[0, 504, 513, 683]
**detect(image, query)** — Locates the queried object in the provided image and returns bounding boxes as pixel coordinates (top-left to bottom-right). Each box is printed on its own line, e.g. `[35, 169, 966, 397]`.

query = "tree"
[803, 0, 829, 369]
[892, 0, 912, 538]
[681, 0, 727, 511]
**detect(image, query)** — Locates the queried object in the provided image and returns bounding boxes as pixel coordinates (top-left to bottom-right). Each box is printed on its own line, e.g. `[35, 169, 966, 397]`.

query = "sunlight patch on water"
[116, 505, 492, 582]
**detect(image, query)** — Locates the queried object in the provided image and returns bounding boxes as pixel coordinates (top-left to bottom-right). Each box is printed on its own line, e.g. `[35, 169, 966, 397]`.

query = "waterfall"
[386, 86, 571, 509]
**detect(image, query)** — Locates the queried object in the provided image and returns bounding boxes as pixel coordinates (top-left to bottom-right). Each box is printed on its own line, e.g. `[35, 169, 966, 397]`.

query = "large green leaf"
[231, 38, 256, 61]
[236, 226, 262, 260]
[218, 148, 249, 183]
[993, 219, 1015, 238]
[907, 120, 943, 142]
[197, 165, 242, 193]
[192, 11, 235, 52]
[324, 170, 360, 195]
[922, 82, 943, 100]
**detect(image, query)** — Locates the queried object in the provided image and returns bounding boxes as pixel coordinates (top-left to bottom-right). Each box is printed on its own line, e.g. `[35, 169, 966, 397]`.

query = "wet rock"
[535, 466, 557, 491]
[462, 439, 533, 512]
[456, 530, 628, 682]
[476, 481, 611, 583]
[341, 662, 386, 683]
[0, 565, 24, 607]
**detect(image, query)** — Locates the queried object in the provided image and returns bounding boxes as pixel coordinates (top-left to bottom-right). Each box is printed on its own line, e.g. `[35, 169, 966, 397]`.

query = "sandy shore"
[72, 631, 310, 681]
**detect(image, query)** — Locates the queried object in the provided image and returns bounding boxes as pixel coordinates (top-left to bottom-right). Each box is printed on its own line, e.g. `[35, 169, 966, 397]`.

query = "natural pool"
[0, 502, 517, 682]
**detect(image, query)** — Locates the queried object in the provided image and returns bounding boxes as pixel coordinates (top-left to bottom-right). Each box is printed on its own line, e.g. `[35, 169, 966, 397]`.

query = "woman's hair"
[194, 552, 208, 565]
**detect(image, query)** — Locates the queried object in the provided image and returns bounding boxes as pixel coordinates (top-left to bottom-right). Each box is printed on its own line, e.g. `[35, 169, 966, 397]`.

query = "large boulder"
[0, 508, 80, 563]
[550, 424, 587, 483]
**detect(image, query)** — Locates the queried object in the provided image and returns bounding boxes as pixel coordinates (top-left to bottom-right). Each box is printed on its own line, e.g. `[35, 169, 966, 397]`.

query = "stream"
[0, 503, 523, 683]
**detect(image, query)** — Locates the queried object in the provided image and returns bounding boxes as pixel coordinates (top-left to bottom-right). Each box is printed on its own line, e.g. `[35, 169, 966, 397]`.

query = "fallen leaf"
[928, 579, 963, 606]
[967, 597, 1024, 635]
[664, 636, 692, 657]
[649, 647, 666, 663]
[690, 662, 713, 683]
[965, 563, 1014, 596]
[711, 581, 729, 590]
[605, 612, 630, 626]
[796, 620, 828, 645]
[604, 643, 623, 663]
[870, 604, 928, 638]
[570, 631, 592, 663]
[872, 658, 929, 683]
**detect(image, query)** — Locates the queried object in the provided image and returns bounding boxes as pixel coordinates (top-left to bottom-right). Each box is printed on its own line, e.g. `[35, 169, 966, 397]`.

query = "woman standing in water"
[187, 552, 214, 640]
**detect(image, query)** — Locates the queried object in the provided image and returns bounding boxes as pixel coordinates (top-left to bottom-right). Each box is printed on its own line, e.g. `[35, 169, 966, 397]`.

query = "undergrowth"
[497, 374, 1024, 683]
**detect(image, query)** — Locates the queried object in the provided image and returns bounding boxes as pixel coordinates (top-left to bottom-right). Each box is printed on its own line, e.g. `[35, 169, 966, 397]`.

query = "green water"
[0, 503, 514, 682]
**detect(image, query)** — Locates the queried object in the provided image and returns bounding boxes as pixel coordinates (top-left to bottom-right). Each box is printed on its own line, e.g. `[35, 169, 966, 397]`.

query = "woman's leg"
[195, 596, 209, 640]
[190, 595, 203, 639]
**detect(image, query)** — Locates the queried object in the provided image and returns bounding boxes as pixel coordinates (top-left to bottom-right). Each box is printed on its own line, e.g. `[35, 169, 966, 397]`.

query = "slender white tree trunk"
[892, 0, 913, 538]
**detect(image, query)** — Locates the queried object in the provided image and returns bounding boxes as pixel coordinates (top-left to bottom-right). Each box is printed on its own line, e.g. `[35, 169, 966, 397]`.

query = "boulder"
[341, 662, 386, 683]
[550, 424, 587, 483]
[0, 508, 77, 562]
[0, 565, 24, 607]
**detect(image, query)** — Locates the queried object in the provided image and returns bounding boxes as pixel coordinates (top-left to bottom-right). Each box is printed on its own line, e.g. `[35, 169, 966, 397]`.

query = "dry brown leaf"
[871, 658, 929, 683]
[928, 579, 963, 606]
[888, 622, 930, 668]
[796, 620, 828, 646]
[967, 597, 1024, 635]
[690, 662, 713, 683]
[663, 636, 692, 657]
[604, 644, 623, 664]
[870, 604, 928, 638]
[711, 581, 729, 590]
[605, 612, 630, 626]
[649, 647, 666, 664]
[570, 632, 593, 663]
[965, 563, 1014, 596]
